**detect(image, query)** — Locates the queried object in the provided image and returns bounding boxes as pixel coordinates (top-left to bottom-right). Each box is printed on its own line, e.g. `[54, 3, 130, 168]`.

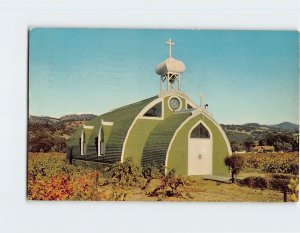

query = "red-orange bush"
[27, 153, 103, 200]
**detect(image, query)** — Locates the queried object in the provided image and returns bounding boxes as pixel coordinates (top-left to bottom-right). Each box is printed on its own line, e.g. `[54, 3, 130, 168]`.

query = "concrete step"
[202, 175, 231, 184]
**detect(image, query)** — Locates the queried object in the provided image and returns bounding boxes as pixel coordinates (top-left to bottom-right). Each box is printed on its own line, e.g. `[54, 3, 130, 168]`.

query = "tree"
[264, 133, 298, 152]
[259, 138, 267, 146]
[230, 141, 243, 152]
[225, 155, 245, 183]
[244, 139, 254, 152]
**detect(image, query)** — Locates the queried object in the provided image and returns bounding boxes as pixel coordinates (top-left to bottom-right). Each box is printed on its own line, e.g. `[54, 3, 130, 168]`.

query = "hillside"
[221, 122, 298, 143]
[269, 122, 299, 130]
[28, 114, 299, 153]
[221, 122, 299, 152]
[28, 114, 97, 152]
[29, 114, 97, 125]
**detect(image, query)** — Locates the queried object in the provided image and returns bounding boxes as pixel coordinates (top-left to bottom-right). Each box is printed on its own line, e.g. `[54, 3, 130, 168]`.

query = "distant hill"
[59, 114, 97, 122]
[221, 122, 299, 144]
[29, 115, 60, 125]
[28, 114, 97, 153]
[29, 114, 97, 125]
[268, 122, 299, 131]
[242, 123, 261, 128]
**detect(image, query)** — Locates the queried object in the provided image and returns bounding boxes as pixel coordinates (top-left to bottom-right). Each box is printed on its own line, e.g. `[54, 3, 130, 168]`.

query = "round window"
[169, 97, 181, 110]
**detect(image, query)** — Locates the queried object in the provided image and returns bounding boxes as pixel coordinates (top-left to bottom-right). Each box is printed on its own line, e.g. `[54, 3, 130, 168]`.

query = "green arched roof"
[67, 96, 157, 163]
[141, 112, 191, 166]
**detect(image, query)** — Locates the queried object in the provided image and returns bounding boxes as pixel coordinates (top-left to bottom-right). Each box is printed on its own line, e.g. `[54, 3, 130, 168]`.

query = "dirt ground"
[120, 177, 286, 202]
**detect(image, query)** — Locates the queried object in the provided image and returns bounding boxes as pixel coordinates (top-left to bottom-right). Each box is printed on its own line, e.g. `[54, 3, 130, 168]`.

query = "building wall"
[163, 95, 186, 118]
[66, 94, 230, 177]
[123, 119, 161, 165]
[122, 95, 187, 165]
[141, 112, 190, 166]
[166, 112, 230, 176]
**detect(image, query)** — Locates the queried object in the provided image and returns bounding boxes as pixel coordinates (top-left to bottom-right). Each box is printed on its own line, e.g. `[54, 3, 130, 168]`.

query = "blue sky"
[29, 29, 299, 125]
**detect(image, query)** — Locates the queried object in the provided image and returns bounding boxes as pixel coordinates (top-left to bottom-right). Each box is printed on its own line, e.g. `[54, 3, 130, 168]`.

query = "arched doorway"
[188, 122, 212, 175]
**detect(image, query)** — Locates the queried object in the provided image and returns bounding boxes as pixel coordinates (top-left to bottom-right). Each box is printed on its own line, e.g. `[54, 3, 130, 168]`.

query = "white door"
[188, 123, 212, 175]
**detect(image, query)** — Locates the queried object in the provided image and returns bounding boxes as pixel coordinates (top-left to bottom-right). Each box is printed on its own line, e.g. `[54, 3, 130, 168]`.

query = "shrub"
[288, 178, 299, 202]
[238, 174, 293, 193]
[224, 155, 245, 183]
[147, 169, 192, 200]
[239, 176, 268, 189]
[142, 162, 165, 182]
[27, 153, 103, 200]
[102, 157, 146, 189]
[268, 178, 289, 192]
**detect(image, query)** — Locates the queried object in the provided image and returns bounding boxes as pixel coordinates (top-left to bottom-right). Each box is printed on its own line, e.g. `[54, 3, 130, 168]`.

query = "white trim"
[98, 127, 101, 157]
[187, 120, 213, 176]
[138, 97, 164, 120]
[207, 115, 232, 156]
[160, 90, 199, 111]
[195, 111, 231, 155]
[186, 100, 198, 109]
[165, 114, 191, 171]
[194, 110, 232, 156]
[188, 120, 213, 140]
[98, 126, 104, 157]
[80, 130, 85, 155]
[101, 119, 114, 126]
[165, 110, 232, 172]
[83, 124, 94, 129]
[167, 95, 182, 111]
[192, 107, 213, 117]
[120, 97, 164, 162]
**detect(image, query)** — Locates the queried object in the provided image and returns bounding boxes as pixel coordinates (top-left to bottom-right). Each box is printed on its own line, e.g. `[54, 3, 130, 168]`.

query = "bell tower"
[155, 39, 186, 93]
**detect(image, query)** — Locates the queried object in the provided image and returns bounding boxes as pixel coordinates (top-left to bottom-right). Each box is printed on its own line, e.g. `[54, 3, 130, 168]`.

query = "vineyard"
[242, 152, 299, 174]
[27, 152, 298, 201]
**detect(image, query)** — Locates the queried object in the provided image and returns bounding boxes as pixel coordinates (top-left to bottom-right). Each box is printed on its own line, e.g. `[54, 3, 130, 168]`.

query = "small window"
[143, 102, 162, 117]
[190, 123, 210, 138]
[187, 104, 193, 109]
[98, 127, 105, 156]
[95, 137, 98, 152]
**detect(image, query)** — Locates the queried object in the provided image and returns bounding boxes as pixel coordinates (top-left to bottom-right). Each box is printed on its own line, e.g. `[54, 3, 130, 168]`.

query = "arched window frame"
[143, 102, 162, 118]
[139, 98, 164, 120]
[189, 121, 212, 139]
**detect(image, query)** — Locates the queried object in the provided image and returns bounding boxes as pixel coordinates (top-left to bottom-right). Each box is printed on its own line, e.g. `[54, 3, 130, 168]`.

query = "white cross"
[166, 38, 175, 57]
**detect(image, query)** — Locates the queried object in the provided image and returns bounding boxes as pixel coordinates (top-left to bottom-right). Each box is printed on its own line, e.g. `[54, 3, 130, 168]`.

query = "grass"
[27, 152, 293, 202]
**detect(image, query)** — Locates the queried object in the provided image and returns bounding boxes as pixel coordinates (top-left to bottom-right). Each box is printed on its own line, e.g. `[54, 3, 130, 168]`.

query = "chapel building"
[67, 39, 232, 176]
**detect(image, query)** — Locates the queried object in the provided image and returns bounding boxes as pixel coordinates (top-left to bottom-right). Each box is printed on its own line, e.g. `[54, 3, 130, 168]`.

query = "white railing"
[159, 89, 189, 99]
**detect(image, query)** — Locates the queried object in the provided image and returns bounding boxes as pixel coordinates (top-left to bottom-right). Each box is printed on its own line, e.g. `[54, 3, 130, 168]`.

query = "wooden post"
[69, 148, 73, 164]
[283, 187, 287, 202]
[231, 170, 235, 183]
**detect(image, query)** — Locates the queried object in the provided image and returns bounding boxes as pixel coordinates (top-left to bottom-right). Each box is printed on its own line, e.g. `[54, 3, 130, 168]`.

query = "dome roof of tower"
[155, 57, 186, 76]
